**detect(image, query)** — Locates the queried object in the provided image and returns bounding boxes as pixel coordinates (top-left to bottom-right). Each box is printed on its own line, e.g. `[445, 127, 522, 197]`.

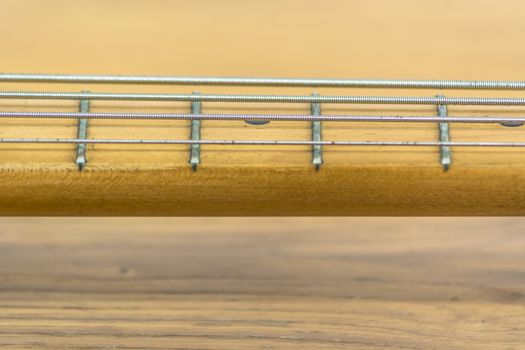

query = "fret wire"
[1, 138, 525, 147]
[3, 91, 525, 106]
[0, 111, 523, 124]
[2, 73, 525, 90]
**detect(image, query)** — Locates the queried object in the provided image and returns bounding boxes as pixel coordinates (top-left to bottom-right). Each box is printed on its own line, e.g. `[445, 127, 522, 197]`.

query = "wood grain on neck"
[1, 99, 524, 215]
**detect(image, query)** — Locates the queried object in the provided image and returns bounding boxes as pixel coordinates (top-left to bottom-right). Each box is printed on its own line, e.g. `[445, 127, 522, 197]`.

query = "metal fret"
[75, 92, 90, 170]
[436, 95, 452, 171]
[189, 92, 202, 170]
[311, 93, 323, 170]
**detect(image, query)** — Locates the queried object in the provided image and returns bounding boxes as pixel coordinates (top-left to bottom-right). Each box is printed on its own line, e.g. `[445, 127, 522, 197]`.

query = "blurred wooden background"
[0, 218, 524, 349]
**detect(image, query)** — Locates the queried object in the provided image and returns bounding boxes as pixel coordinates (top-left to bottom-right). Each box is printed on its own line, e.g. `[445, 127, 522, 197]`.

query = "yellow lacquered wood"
[1, 0, 525, 215]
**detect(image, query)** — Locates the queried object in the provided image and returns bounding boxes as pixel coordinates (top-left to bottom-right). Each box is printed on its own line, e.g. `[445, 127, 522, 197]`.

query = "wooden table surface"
[1, 218, 524, 349]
